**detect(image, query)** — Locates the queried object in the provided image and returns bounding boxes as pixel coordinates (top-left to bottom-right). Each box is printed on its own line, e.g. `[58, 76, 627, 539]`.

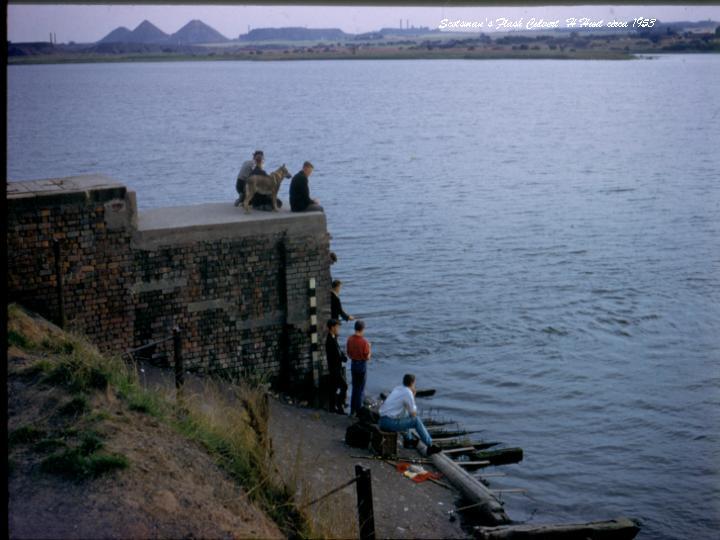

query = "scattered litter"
[396, 461, 442, 483]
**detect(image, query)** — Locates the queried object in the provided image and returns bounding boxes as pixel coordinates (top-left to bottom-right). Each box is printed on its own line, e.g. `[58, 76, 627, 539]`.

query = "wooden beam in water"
[434, 439, 500, 450]
[381, 388, 435, 399]
[415, 438, 511, 525]
[473, 441, 502, 451]
[457, 460, 491, 467]
[445, 447, 523, 467]
[427, 428, 482, 438]
[456, 460, 492, 471]
[474, 517, 640, 540]
[432, 435, 469, 442]
[422, 417, 455, 427]
[471, 447, 524, 466]
[442, 446, 476, 454]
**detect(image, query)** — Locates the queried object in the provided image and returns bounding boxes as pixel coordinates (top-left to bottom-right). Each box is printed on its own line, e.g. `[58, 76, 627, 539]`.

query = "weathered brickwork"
[7, 176, 332, 388]
[7, 179, 136, 353]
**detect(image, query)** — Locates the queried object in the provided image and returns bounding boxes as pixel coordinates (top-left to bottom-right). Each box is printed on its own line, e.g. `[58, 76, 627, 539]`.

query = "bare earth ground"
[140, 367, 472, 539]
[7, 345, 282, 540]
[7, 307, 468, 539]
[268, 399, 468, 539]
[117, 361, 471, 538]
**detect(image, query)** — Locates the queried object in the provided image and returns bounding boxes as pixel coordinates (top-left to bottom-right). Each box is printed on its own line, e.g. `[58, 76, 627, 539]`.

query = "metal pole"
[308, 277, 320, 407]
[52, 239, 65, 329]
[355, 465, 376, 540]
[173, 326, 184, 401]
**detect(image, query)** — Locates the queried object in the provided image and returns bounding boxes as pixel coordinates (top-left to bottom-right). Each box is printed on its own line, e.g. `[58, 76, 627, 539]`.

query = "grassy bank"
[7, 304, 328, 538]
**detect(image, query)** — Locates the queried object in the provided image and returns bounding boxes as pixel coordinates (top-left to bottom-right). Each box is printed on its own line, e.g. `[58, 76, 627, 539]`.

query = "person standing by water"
[331, 279, 354, 322]
[289, 161, 323, 212]
[347, 320, 371, 417]
[325, 318, 348, 414]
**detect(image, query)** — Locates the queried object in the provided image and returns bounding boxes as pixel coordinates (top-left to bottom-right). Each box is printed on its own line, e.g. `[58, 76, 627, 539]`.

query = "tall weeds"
[7, 303, 337, 539]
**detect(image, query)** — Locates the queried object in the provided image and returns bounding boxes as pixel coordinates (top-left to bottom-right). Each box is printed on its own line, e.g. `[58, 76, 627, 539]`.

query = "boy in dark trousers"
[347, 320, 371, 417]
[325, 319, 348, 414]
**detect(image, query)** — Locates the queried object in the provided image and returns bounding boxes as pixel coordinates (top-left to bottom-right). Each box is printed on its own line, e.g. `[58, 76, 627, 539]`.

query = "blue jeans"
[350, 360, 367, 415]
[378, 415, 433, 447]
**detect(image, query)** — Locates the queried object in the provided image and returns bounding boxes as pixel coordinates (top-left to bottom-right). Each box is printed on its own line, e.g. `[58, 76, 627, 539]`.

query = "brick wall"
[6, 175, 332, 389]
[7, 179, 136, 353]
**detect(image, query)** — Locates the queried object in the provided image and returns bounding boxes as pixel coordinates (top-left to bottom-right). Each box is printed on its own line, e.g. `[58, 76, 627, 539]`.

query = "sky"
[7, 4, 720, 44]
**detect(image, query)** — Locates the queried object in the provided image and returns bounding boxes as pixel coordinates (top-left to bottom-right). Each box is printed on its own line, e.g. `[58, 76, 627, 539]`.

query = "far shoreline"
[7, 49, 646, 65]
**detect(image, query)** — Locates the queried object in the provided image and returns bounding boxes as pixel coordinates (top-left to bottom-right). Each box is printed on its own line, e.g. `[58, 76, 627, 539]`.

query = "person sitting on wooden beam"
[379, 373, 441, 455]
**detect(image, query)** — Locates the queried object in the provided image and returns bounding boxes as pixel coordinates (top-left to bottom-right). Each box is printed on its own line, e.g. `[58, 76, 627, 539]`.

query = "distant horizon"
[8, 4, 720, 44]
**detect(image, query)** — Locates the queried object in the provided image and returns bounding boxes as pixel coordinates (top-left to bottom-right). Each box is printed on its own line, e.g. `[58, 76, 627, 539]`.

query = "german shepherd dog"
[243, 164, 292, 213]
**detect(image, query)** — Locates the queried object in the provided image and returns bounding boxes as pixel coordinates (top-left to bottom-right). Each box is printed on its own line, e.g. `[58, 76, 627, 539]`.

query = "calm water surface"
[8, 56, 720, 539]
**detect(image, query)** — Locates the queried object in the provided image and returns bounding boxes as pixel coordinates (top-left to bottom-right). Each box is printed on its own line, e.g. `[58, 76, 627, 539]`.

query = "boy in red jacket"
[347, 320, 371, 417]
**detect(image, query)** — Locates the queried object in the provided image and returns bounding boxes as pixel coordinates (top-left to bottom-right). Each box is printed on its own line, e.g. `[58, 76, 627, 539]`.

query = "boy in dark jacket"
[289, 161, 323, 212]
[331, 279, 354, 322]
[325, 319, 348, 414]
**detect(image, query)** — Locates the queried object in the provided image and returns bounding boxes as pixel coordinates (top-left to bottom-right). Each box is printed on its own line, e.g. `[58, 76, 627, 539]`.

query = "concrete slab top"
[7, 175, 125, 198]
[137, 202, 324, 232]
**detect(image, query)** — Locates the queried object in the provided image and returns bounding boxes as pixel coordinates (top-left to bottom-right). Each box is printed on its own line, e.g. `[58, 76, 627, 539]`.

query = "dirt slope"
[7, 316, 282, 540]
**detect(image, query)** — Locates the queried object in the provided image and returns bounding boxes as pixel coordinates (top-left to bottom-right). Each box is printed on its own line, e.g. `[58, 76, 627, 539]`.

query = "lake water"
[8, 56, 720, 539]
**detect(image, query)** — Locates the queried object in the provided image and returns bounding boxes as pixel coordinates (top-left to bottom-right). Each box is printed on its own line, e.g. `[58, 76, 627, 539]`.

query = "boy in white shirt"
[378, 374, 441, 455]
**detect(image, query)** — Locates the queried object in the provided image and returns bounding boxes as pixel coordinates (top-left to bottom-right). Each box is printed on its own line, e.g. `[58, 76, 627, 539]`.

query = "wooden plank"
[432, 435, 467, 442]
[474, 517, 640, 540]
[471, 447, 524, 466]
[422, 418, 455, 427]
[427, 428, 482, 438]
[442, 446, 476, 454]
[380, 388, 435, 399]
[434, 439, 500, 450]
[455, 459, 492, 471]
[415, 438, 510, 525]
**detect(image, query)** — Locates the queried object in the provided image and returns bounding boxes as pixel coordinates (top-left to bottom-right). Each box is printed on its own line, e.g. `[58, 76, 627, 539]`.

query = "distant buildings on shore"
[92, 20, 440, 45]
[9, 17, 719, 47]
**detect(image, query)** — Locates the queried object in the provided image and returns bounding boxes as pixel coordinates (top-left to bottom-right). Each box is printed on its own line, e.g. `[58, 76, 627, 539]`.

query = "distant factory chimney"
[53, 32, 57, 44]
[49, 32, 52, 43]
